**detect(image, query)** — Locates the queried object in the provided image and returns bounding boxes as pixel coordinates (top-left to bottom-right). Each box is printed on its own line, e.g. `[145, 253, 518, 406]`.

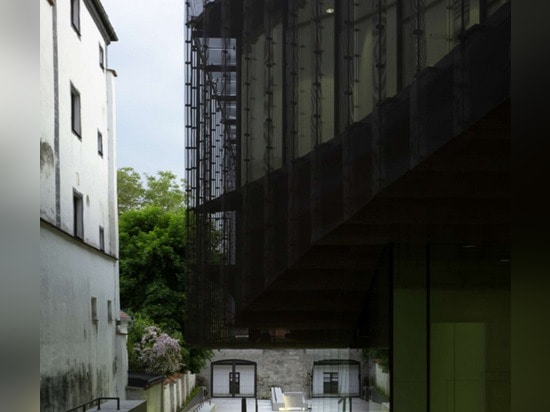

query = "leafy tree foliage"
[143, 171, 187, 211]
[118, 168, 212, 374]
[119, 206, 187, 333]
[117, 167, 186, 215]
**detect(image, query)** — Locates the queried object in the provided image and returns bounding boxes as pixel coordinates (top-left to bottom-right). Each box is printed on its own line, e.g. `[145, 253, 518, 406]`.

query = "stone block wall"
[200, 348, 365, 399]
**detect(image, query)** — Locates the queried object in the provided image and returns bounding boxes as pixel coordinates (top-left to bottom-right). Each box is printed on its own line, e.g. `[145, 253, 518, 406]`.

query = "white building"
[40, 1, 126, 410]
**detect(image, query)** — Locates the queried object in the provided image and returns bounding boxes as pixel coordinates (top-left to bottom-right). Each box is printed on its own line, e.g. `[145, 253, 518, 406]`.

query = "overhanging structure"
[184, 0, 510, 350]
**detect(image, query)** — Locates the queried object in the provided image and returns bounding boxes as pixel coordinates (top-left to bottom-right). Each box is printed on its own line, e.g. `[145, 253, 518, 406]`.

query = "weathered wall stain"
[40, 363, 112, 412]
[40, 139, 55, 171]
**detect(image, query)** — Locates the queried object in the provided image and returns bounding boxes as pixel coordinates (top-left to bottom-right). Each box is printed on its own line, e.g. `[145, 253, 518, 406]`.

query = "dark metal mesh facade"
[184, 0, 510, 347]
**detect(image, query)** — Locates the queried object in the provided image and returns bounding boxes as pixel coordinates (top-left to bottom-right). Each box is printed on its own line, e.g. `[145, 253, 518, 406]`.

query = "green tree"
[118, 168, 212, 373]
[119, 206, 187, 334]
[117, 167, 145, 215]
[117, 168, 186, 215]
[143, 171, 187, 211]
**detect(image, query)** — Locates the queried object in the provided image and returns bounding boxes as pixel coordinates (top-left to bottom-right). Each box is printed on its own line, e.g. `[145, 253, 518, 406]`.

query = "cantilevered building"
[185, 1, 510, 410]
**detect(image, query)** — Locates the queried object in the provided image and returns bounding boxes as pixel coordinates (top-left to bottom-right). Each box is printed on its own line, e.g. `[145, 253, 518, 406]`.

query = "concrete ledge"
[271, 387, 285, 411]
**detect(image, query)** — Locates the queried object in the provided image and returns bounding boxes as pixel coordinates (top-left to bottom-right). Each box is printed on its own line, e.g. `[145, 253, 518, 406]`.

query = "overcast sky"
[102, 0, 186, 181]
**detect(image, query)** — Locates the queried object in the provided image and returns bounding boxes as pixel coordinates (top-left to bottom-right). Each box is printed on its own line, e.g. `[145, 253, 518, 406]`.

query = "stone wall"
[200, 348, 365, 399]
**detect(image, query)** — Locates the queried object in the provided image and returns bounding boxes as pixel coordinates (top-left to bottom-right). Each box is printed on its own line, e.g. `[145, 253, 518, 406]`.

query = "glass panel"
[401, 0, 483, 87]
[295, 0, 313, 157]
[318, 0, 335, 144]
[361, 245, 392, 411]
[352, 1, 375, 121]
[393, 244, 427, 412]
[241, 0, 283, 181]
[487, 0, 508, 18]
[430, 244, 510, 412]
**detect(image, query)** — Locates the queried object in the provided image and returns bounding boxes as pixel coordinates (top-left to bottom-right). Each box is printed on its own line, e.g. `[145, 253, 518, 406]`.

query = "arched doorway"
[211, 359, 257, 397]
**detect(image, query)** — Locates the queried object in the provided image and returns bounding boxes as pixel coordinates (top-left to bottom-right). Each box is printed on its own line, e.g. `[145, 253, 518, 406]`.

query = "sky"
[102, 0, 186, 181]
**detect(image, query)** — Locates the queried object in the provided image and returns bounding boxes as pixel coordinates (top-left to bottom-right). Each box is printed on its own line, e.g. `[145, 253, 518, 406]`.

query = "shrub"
[134, 326, 183, 375]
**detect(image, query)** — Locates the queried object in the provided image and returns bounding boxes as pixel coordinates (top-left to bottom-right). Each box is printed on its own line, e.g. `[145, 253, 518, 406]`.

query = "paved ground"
[197, 397, 389, 411]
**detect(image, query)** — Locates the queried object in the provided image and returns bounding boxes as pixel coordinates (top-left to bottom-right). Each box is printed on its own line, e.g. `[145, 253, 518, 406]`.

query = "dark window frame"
[71, 84, 82, 138]
[91, 297, 98, 323]
[99, 44, 105, 70]
[71, 0, 80, 35]
[97, 130, 103, 156]
[73, 189, 84, 239]
[99, 225, 105, 251]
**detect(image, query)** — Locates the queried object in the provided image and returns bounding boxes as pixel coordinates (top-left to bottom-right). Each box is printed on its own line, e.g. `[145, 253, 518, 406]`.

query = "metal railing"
[338, 396, 353, 412]
[65, 397, 120, 412]
[182, 387, 210, 412]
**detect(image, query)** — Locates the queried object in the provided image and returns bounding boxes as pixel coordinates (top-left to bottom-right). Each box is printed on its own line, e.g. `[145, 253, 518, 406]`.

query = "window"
[99, 45, 105, 69]
[91, 297, 98, 323]
[107, 300, 113, 322]
[97, 130, 103, 155]
[99, 226, 105, 251]
[71, 0, 80, 34]
[71, 85, 81, 137]
[73, 190, 83, 239]
[323, 372, 339, 394]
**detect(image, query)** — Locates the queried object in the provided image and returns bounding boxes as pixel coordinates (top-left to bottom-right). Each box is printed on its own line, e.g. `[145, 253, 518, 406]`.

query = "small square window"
[73, 190, 83, 239]
[91, 297, 98, 323]
[71, 0, 80, 34]
[97, 131, 103, 156]
[71, 85, 81, 137]
[99, 45, 105, 69]
[107, 300, 113, 322]
[99, 226, 105, 251]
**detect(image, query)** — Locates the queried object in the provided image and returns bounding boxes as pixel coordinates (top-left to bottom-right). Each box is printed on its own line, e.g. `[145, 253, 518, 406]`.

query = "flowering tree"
[134, 326, 184, 376]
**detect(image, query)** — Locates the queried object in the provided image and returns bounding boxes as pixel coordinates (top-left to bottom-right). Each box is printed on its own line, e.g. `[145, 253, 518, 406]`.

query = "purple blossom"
[134, 326, 183, 375]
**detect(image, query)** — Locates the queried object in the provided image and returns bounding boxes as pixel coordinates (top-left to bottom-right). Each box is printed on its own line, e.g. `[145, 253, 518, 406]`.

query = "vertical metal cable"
[264, 0, 274, 174]
[285, 0, 299, 267]
[311, 0, 322, 149]
[412, 0, 426, 75]
[243, 0, 252, 183]
[373, 0, 387, 106]
[346, 1, 355, 126]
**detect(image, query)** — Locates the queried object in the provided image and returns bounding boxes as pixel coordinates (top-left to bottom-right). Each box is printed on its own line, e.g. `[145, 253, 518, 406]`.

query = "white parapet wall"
[127, 372, 196, 412]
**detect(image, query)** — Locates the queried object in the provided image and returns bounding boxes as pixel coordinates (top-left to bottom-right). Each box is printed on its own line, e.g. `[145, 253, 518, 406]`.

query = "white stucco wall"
[40, 0, 56, 220]
[41, 0, 117, 256]
[40, 1, 121, 411]
[40, 223, 124, 410]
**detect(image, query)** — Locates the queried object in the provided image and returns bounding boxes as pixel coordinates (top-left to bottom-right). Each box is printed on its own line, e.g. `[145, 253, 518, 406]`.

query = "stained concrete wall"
[200, 348, 365, 399]
[40, 224, 125, 411]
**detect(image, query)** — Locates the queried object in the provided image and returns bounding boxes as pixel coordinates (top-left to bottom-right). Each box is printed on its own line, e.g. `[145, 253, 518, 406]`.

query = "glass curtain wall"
[294, 0, 335, 157]
[234, 0, 509, 183]
[399, 0, 505, 87]
[392, 243, 511, 412]
[242, 0, 336, 173]
[241, 0, 284, 183]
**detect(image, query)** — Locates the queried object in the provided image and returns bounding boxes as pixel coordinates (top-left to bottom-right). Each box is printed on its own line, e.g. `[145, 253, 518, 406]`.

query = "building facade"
[40, 1, 125, 410]
[185, 1, 510, 411]
[201, 348, 366, 400]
